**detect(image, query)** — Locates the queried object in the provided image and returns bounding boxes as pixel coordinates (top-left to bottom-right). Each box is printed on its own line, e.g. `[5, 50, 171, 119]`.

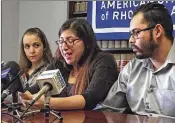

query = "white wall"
[19, 1, 68, 56]
[2, 1, 68, 63]
[2, 1, 20, 62]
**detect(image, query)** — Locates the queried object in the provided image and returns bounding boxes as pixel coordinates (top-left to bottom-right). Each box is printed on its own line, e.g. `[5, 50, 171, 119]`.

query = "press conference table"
[2, 109, 175, 123]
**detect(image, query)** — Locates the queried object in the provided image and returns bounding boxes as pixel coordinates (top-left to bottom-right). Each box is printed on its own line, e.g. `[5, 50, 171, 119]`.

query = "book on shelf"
[73, 1, 87, 13]
[96, 40, 130, 49]
[113, 53, 135, 71]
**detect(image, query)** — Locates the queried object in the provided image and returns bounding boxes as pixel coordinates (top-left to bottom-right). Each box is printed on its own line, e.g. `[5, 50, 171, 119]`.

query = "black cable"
[1, 112, 24, 123]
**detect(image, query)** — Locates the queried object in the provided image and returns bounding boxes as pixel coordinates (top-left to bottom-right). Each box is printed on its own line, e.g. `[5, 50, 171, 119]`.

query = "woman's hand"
[19, 91, 44, 109]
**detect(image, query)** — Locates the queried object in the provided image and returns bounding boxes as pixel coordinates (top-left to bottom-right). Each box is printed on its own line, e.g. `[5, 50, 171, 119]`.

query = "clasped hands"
[19, 91, 44, 109]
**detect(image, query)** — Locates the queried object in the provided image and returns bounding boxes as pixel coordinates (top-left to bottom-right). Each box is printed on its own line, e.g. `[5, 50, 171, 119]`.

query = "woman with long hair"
[19, 27, 52, 91]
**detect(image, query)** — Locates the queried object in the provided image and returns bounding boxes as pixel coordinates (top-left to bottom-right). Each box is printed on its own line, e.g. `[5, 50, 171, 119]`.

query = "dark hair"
[56, 18, 101, 94]
[19, 27, 52, 71]
[133, 2, 173, 42]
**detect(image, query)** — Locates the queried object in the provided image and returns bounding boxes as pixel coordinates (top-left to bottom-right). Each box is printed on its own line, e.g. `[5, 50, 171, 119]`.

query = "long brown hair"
[56, 19, 101, 95]
[19, 27, 52, 72]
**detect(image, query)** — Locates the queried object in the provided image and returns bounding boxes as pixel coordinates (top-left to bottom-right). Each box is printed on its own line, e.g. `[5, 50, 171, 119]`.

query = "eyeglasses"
[55, 38, 80, 47]
[130, 25, 155, 39]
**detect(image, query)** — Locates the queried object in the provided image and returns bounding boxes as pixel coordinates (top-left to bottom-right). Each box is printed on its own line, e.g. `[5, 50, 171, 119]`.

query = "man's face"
[129, 12, 158, 59]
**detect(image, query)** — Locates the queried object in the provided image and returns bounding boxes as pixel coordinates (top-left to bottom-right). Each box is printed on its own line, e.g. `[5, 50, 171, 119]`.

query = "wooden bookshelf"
[73, 11, 87, 16]
[101, 48, 133, 54]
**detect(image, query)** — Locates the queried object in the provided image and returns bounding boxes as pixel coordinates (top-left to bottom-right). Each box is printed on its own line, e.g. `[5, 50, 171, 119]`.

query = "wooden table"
[1, 110, 175, 123]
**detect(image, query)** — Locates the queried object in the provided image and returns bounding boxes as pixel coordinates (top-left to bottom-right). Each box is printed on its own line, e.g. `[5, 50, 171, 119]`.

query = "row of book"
[97, 40, 131, 49]
[74, 1, 88, 12]
[113, 53, 135, 71]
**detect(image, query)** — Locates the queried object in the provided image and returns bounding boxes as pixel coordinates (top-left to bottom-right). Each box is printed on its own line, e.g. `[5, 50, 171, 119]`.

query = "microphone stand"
[41, 91, 63, 121]
[7, 92, 24, 117]
[21, 92, 63, 122]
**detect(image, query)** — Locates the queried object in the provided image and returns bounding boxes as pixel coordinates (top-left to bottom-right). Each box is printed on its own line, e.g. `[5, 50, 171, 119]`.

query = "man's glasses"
[130, 25, 155, 39]
[55, 38, 80, 47]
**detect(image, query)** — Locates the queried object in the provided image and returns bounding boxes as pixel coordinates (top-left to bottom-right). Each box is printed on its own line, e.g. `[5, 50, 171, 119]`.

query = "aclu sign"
[87, 1, 175, 40]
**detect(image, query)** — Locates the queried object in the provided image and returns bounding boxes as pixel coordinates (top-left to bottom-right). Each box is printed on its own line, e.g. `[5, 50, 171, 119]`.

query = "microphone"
[20, 69, 66, 119]
[1, 69, 29, 102]
[30, 69, 66, 105]
[27, 58, 62, 94]
[27, 59, 60, 94]
[1, 61, 21, 92]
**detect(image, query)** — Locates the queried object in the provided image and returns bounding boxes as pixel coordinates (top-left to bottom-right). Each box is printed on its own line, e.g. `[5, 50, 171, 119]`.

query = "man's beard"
[135, 32, 158, 59]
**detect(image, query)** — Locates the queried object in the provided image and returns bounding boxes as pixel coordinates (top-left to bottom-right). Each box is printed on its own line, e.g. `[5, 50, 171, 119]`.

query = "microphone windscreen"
[2, 61, 20, 75]
[1, 61, 20, 91]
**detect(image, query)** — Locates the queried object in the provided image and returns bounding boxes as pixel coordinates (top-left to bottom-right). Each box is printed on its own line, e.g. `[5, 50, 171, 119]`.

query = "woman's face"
[23, 34, 44, 65]
[59, 29, 84, 66]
